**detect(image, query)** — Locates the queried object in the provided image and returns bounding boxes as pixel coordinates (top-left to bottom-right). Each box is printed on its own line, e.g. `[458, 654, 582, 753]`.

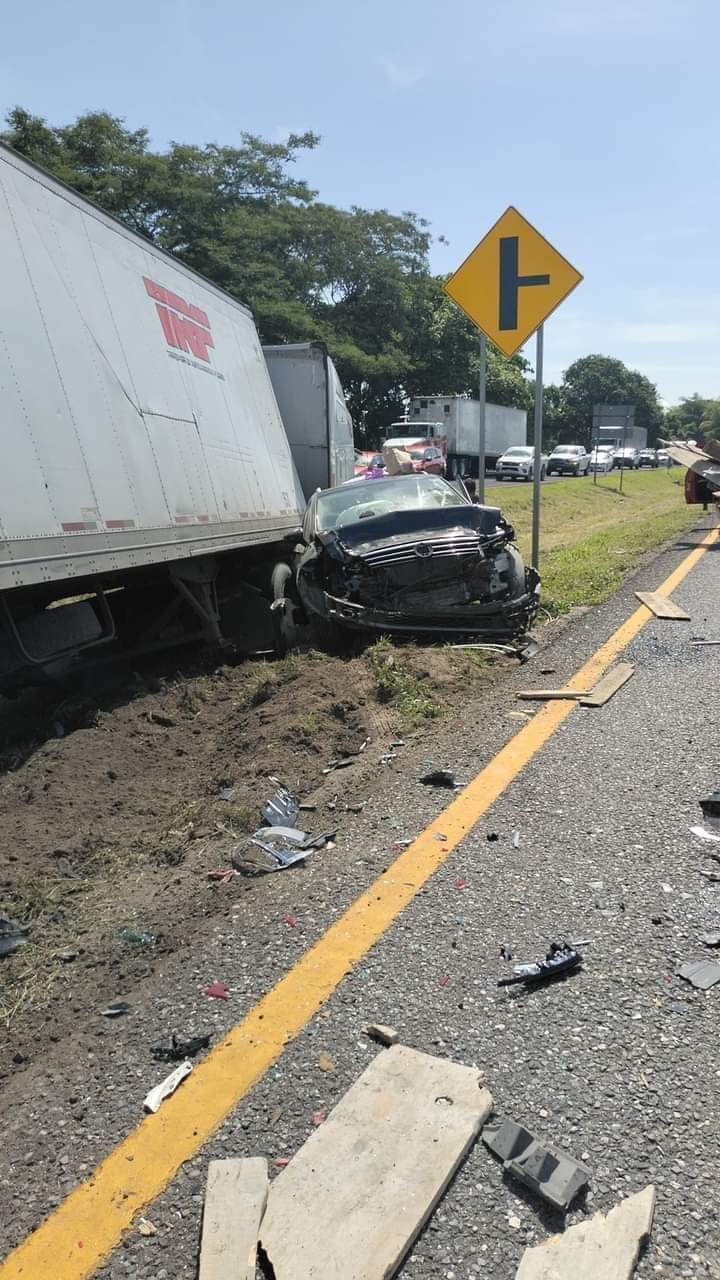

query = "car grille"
[359, 533, 481, 568]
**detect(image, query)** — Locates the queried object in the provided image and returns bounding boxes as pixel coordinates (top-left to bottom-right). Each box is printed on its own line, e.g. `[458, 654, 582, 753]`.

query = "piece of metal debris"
[419, 769, 457, 789]
[691, 824, 720, 843]
[512, 831, 521, 849]
[677, 959, 720, 990]
[0, 915, 30, 958]
[143, 1060, 193, 1113]
[217, 786, 236, 802]
[322, 757, 355, 774]
[701, 931, 720, 947]
[365, 1023, 399, 1046]
[152, 1033, 211, 1063]
[263, 786, 299, 828]
[699, 791, 720, 831]
[498, 941, 583, 988]
[254, 826, 308, 846]
[482, 1116, 590, 1211]
[101, 1001, 130, 1018]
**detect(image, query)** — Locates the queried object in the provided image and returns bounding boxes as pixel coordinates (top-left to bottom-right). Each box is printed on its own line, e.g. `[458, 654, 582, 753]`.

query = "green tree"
[561, 354, 663, 447]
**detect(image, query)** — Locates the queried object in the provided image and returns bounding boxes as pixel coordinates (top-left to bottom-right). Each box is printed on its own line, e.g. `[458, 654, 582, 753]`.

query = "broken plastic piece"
[101, 1001, 130, 1017]
[483, 1117, 590, 1211]
[498, 941, 582, 988]
[254, 826, 308, 846]
[322, 757, 355, 774]
[419, 769, 456, 789]
[700, 791, 720, 831]
[691, 823, 720, 843]
[117, 927, 158, 946]
[205, 982, 229, 999]
[263, 786, 299, 828]
[676, 959, 720, 990]
[143, 1060, 192, 1113]
[0, 915, 30, 958]
[701, 931, 720, 947]
[152, 1033, 211, 1063]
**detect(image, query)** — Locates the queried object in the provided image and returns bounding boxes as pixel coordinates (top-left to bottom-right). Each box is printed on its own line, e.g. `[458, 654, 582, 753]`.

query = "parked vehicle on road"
[589, 446, 615, 473]
[407, 398, 528, 474]
[546, 445, 590, 476]
[614, 448, 640, 469]
[292, 473, 540, 645]
[656, 450, 672, 468]
[495, 446, 548, 482]
[637, 449, 659, 469]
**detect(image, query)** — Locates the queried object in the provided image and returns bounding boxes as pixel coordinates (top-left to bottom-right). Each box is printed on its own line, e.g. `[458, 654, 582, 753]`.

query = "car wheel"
[540, 466, 547, 480]
[496, 475, 504, 481]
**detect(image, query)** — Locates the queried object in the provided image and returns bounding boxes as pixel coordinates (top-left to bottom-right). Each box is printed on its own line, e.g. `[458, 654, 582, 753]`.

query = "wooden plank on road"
[199, 1158, 268, 1280]
[579, 662, 634, 707]
[517, 689, 590, 701]
[259, 1046, 492, 1279]
[635, 591, 690, 619]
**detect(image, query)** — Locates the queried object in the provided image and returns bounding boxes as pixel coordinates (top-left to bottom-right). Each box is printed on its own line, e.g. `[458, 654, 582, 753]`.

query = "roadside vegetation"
[500, 468, 699, 613]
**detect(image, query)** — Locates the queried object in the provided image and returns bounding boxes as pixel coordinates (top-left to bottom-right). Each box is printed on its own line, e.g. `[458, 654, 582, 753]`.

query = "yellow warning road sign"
[443, 207, 582, 358]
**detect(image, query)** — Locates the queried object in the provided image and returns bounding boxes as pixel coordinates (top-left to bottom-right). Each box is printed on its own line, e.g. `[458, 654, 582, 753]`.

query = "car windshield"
[315, 475, 466, 532]
[504, 447, 532, 458]
[552, 447, 579, 456]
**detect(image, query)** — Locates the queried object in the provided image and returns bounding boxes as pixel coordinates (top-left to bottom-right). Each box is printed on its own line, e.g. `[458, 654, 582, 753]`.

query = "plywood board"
[635, 591, 690, 620]
[259, 1046, 492, 1279]
[580, 663, 634, 707]
[517, 689, 589, 701]
[515, 1184, 655, 1280]
[199, 1157, 268, 1280]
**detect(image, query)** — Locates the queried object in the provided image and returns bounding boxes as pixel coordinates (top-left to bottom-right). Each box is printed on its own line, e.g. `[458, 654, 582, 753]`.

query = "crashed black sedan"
[291, 473, 540, 643]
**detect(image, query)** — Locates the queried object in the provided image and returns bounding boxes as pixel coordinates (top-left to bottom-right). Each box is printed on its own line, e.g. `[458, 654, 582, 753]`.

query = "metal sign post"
[478, 334, 487, 503]
[531, 324, 544, 569]
[443, 207, 582, 571]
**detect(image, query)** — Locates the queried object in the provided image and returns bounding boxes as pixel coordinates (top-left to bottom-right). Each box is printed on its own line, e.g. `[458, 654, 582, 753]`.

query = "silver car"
[547, 445, 590, 476]
[495, 445, 548, 482]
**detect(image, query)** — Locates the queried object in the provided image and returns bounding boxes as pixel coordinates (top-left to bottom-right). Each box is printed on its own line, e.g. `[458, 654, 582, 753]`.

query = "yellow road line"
[3, 525, 717, 1280]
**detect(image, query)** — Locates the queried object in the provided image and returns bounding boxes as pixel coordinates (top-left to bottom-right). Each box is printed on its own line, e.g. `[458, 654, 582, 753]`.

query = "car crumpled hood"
[320, 503, 511, 556]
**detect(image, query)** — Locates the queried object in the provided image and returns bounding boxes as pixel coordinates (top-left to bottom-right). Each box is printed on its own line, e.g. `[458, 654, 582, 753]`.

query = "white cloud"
[375, 55, 425, 88]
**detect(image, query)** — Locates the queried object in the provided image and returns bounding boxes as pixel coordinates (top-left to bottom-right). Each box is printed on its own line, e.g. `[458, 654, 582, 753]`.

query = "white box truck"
[0, 142, 307, 684]
[263, 342, 355, 497]
[408, 396, 527, 474]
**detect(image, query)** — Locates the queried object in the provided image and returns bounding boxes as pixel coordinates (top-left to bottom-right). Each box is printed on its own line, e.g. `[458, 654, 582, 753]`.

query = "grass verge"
[498, 468, 700, 613]
[366, 637, 441, 724]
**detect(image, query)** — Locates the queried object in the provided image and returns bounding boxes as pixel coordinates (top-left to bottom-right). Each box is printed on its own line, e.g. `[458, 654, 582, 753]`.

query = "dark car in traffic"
[287, 473, 540, 647]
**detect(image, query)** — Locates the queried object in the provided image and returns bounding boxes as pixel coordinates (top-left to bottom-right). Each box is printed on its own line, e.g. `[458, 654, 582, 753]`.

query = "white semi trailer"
[0, 142, 307, 684]
[263, 342, 355, 497]
[408, 395, 527, 474]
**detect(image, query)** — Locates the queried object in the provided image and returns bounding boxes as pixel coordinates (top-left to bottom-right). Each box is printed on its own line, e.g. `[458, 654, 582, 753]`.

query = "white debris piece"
[143, 1060, 193, 1113]
[515, 1185, 656, 1280]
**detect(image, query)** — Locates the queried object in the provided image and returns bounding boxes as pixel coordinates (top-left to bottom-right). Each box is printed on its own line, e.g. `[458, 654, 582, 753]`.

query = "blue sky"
[2, 0, 718, 403]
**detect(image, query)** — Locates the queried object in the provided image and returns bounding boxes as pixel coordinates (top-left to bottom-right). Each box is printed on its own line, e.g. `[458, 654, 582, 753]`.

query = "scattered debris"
[580, 662, 634, 708]
[199, 1158, 268, 1280]
[318, 1052, 336, 1072]
[152, 1033, 212, 1063]
[515, 1185, 656, 1280]
[205, 982, 230, 999]
[456, 878, 469, 889]
[263, 785, 299, 828]
[691, 824, 720, 843]
[346, 802, 366, 813]
[56, 949, 78, 963]
[635, 590, 690, 620]
[144, 1060, 193, 1113]
[117, 927, 158, 946]
[379, 752, 398, 765]
[101, 1001, 130, 1018]
[365, 1023, 399, 1047]
[207, 867, 236, 883]
[698, 869, 720, 883]
[390, 740, 405, 748]
[391, 839, 413, 852]
[450, 642, 517, 654]
[0, 915, 30, 958]
[258, 1046, 492, 1280]
[257, 825, 307, 846]
[434, 832, 448, 842]
[322, 757, 355, 775]
[298, 802, 317, 813]
[483, 1117, 590, 1211]
[487, 832, 499, 842]
[701, 930, 720, 947]
[282, 914, 297, 927]
[512, 831, 521, 849]
[274, 1156, 290, 1168]
[217, 786, 236, 802]
[691, 638, 720, 646]
[517, 688, 589, 701]
[438, 975, 449, 987]
[311, 1109, 326, 1126]
[700, 790, 720, 831]
[498, 941, 583, 988]
[500, 944, 513, 961]
[137, 1218, 157, 1237]
[676, 959, 720, 990]
[420, 769, 457, 789]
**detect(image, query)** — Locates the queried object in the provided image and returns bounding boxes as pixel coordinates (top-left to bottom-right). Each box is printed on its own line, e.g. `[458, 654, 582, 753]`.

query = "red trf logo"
[144, 277, 214, 363]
